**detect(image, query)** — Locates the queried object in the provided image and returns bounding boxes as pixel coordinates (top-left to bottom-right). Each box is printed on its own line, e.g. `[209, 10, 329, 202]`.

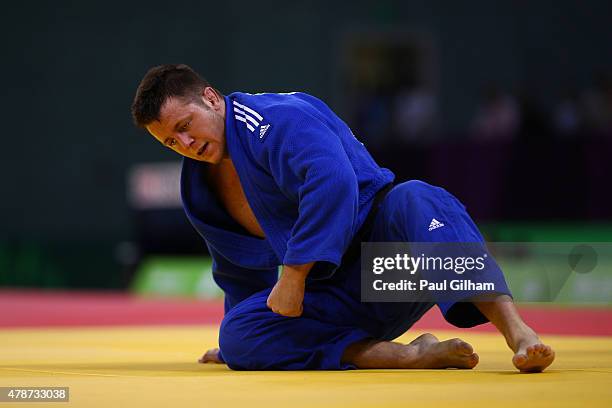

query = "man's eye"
[180, 121, 190, 132]
[169, 139, 177, 146]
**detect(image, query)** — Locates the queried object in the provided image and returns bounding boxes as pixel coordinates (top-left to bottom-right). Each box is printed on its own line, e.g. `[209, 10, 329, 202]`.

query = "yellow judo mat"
[1, 326, 611, 407]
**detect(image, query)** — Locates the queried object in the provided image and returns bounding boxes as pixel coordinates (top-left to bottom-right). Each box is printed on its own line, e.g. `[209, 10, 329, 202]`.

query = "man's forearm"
[281, 262, 315, 281]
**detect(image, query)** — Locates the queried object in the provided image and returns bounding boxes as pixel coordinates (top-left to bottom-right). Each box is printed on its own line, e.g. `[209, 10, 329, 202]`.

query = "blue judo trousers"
[181, 92, 511, 370]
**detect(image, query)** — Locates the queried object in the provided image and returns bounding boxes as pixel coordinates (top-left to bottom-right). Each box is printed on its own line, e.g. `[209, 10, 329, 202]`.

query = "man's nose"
[176, 133, 194, 148]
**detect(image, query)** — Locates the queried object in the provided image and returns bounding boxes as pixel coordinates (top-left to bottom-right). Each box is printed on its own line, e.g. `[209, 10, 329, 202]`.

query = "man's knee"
[379, 180, 480, 242]
[218, 297, 284, 370]
[386, 180, 449, 224]
[218, 305, 259, 370]
[392, 180, 448, 204]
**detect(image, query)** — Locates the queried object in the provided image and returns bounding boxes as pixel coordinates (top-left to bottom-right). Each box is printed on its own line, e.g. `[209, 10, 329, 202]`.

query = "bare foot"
[413, 337, 479, 369]
[198, 348, 224, 364]
[512, 336, 555, 373]
[472, 294, 555, 373]
[342, 335, 478, 369]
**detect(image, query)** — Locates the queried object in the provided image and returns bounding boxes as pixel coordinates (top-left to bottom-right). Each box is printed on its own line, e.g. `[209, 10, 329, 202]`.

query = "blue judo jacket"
[181, 92, 394, 311]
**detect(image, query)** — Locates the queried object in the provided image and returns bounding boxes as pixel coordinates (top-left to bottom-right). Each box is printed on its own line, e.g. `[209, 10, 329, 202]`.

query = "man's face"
[146, 88, 227, 164]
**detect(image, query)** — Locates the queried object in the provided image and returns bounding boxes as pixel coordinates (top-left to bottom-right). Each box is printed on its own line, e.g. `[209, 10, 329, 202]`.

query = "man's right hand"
[198, 348, 224, 364]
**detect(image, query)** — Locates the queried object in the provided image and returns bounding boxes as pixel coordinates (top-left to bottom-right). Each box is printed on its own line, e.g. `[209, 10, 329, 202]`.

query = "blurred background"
[0, 0, 610, 302]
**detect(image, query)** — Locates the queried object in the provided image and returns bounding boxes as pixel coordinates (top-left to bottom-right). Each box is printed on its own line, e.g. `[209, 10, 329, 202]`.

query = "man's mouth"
[197, 143, 208, 156]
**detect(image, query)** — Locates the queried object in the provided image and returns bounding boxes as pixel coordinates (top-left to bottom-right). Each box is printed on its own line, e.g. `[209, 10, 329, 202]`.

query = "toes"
[452, 339, 474, 355]
[469, 353, 479, 368]
[457, 352, 478, 369]
[513, 353, 528, 366]
[513, 341, 555, 372]
[527, 344, 550, 357]
[527, 345, 543, 356]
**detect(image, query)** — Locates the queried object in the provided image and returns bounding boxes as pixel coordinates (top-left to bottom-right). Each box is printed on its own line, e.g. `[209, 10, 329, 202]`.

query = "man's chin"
[195, 154, 222, 165]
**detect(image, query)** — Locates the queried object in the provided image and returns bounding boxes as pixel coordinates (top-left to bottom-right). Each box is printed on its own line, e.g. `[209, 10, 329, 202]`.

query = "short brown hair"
[131, 64, 218, 127]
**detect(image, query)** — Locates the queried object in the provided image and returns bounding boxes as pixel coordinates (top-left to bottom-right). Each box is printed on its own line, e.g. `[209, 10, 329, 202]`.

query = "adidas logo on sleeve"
[259, 124, 270, 139]
[428, 218, 445, 231]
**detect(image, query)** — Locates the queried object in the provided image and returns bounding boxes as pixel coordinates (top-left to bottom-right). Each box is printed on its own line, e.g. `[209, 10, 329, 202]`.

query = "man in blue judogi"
[131, 64, 555, 372]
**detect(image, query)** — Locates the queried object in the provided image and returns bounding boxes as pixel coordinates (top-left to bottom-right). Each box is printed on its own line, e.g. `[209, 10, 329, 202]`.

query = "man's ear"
[203, 87, 220, 107]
